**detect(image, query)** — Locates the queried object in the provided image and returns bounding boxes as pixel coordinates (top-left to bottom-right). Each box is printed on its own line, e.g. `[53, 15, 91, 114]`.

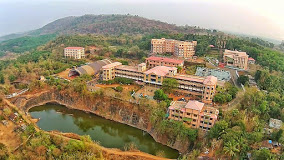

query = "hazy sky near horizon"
[0, 0, 284, 41]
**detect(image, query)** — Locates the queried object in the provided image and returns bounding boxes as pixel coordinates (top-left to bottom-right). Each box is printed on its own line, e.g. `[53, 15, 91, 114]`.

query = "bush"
[119, 60, 129, 65]
[114, 77, 133, 84]
[237, 75, 249, 85]
[114, 86, 123, 92]
[153, 89, 168, 101]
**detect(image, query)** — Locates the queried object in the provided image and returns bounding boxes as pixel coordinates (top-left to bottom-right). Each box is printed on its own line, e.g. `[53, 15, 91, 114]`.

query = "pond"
[29, 103, 179, 159]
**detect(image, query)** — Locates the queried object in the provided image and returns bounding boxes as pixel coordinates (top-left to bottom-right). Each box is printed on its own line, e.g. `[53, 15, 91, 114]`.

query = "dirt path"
[3, 99, 38, 131]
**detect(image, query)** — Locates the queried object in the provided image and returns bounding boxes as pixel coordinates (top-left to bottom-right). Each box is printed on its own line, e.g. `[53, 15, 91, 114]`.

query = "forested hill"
[31, 14, 206, 35]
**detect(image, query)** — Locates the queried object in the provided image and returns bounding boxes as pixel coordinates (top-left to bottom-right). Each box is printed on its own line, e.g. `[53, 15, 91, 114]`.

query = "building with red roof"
[64, 47, 85, 59]
[145, 56, 184, 68]
[223, 49, 248, 70]
[248, 57, 256, 64]
[168, 100, 219, 130]
[99, 61, 218, 103]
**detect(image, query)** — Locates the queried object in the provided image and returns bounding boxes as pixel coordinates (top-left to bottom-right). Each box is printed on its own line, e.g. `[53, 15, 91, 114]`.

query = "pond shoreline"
[29, 103, 179, 158]
[15, 90, 190, 154]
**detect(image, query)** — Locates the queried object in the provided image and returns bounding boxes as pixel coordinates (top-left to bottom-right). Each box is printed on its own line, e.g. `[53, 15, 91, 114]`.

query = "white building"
[64, 47, 85, 59]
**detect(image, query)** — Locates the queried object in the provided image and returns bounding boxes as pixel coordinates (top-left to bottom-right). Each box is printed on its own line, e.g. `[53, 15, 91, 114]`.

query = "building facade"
[102, 62, 122, 81]
[223, 49, 248, 70]
[102, 62, 218, 103]
[168, 100, 219, 130]
[151, 38, 197, 59]
[174, 41, 195, 58]
[145, 56, 184, 68]
[64, 47, 85, 59]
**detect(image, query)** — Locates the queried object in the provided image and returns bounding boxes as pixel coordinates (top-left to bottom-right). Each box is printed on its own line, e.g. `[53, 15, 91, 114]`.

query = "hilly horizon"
[0, 14, 211, 42]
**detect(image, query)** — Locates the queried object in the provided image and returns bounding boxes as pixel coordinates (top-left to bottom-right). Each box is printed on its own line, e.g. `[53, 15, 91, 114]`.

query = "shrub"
[115, 86, 123, 92]
[153, 89, 168, 101]
[114, 77, 133, 84]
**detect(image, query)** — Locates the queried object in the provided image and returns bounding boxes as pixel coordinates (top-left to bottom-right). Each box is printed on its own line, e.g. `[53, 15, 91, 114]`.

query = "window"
[187, 113, 190, 116]
[193, 119, 196, 122]
[210, 118, 213, 120]
[192, 124, 196, 127]
[194, 114, 197, 117]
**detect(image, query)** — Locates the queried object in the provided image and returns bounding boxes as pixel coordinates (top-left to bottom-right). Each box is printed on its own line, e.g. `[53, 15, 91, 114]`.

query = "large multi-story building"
[145, 56, 184, 68]
[223, 49, 248, 70]
[101, 62, 217, 103]
[151, 38, 197, 59]
[64, 47, 85, 59]
[168, 100, 219, 131]
[102, 62, 122, 81]
[174, 41, 196, 58]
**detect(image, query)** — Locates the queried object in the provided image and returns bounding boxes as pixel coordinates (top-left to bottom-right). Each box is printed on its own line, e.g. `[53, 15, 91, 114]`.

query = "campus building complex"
[223, 49, 248, 70]
[151, 38, 197, 59]
[64, 47, 85, 59]
[102, 62, 122, 81]
[168, 100, 219, 131]
[145, 56, 184, 68]
[101, 61, 217, 103]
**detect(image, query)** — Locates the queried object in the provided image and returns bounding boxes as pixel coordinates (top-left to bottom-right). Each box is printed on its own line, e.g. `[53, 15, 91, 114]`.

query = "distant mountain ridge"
[0, 14, 208, 42]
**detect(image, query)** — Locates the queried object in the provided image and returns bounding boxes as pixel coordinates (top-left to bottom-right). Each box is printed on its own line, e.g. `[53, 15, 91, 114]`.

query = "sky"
[0, 0, 284, 41]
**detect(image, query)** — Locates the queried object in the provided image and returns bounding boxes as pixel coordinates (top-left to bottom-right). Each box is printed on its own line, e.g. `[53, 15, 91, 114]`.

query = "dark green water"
[29, 104, 179, 159]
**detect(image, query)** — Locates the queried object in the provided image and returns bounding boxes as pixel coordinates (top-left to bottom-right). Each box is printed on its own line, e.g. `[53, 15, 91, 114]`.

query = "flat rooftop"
[172, 74, 205, 83]
[115, 65, 139, 72]
[146, 56, 184, 64]
[195, 67, 231, 81]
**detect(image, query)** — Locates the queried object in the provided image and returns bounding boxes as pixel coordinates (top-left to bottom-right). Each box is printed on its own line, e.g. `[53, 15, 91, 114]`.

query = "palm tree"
[223, 141, 240, 159]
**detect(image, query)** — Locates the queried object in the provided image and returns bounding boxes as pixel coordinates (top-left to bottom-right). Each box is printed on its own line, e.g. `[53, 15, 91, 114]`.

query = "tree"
[8, 75, 16, 82]
[0, 73, 4, 84]
[162, 78, 178, 93]
[271, 129, 283, 142]
[223, 140, 240, 158]
[252, 149, 275, 160]
[176, 66, 182, 73]
[237, 75, 249, 85]
[153, 89, 168, 101]
[209, 120, 229, 139]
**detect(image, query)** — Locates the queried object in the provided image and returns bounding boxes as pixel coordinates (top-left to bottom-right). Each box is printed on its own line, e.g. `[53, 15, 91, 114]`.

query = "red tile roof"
[146, 56, 184, 64]
[203, 76, 217, 85]
[248, 57, 255, 61]
[144, 66, 176, 76]
[65, 47, 84, 50]
[185, 100, 204, 111]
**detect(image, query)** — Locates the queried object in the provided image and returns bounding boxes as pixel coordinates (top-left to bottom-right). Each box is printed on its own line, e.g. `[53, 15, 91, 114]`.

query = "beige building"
[168, 100, 219, 130]
[145, 56, 184, 68]
[174, 41, 196, 58]
[64, 47, 85, 59]
[102, 62, 217, 103]
[151, 38, 197, 59]
[102, 62, 122, 81]
[223, 49, 248, 70]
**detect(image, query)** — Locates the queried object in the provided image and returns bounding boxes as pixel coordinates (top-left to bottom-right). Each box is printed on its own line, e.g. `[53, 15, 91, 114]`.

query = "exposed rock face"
[15, 91, 190, 153]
